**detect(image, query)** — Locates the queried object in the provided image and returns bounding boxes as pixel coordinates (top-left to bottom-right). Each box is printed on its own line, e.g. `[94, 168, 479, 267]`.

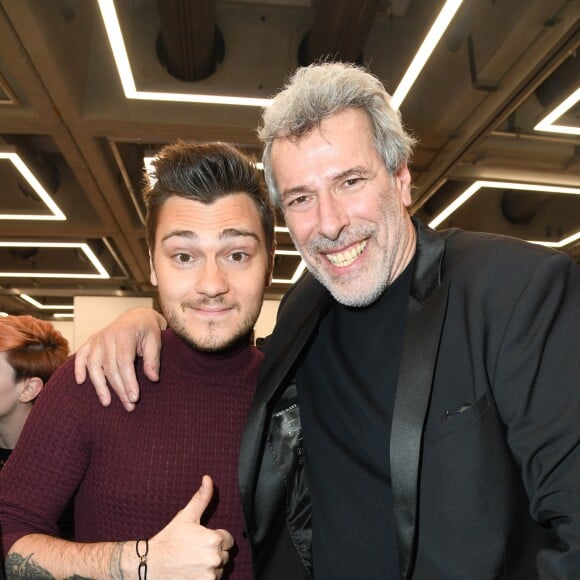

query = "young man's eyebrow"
[160, 228, 260, 243]
[220, 228, 260, 242]
[160, 230, 198, 243]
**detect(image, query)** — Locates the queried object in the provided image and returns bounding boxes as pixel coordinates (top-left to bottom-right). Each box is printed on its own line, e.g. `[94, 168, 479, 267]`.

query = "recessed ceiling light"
[428, 180, 580, 247]
[19, 294, 74, 310]
[272, 249, 306, 284]
[97, 0, 272, 108]
[0, 148, 66, 221]
[391, 0, 464, 109]
[99, 0, 462, 111]
[534, 87, 580, 136]
[528, 230, 580, 248]
[0, 242, 110, 279]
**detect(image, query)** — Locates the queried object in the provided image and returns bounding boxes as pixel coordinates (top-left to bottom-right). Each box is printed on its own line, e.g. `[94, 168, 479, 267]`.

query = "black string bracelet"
[136, 538, 149, 580]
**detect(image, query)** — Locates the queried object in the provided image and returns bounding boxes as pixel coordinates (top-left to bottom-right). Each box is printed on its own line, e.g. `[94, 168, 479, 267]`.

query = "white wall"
[72, 296, 154, 352]
[50, 320, 74, 351]
[68, 296, 280, 352]
[254, 299, 280, 340]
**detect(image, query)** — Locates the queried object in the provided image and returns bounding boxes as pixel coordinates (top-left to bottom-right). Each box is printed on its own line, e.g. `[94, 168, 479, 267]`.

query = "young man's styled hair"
[258, 61, 417, 207]
[144, 141, 276, 256]
[0, 316, 69, 383]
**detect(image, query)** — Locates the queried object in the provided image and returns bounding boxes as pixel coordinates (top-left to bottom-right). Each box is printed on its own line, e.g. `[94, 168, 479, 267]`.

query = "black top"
[0, 448, 11, 471]
[296, 260, 414, 579]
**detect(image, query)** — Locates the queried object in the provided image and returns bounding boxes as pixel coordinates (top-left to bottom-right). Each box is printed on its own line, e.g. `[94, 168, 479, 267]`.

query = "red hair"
[0, 316, 70, 383]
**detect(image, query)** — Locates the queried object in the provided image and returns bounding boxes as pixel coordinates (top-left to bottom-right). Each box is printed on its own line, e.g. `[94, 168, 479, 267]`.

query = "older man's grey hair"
[258, 61, 416, 208]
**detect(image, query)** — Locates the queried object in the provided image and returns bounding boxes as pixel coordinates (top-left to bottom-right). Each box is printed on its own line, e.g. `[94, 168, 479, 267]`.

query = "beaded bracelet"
[136, 538, 149, 580]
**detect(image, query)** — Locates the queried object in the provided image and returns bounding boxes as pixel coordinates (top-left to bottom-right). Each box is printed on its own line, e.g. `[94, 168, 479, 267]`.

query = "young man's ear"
[19, 377, 44, 404]
[149, 251, 158, 287]
[266, 241, 277, 287]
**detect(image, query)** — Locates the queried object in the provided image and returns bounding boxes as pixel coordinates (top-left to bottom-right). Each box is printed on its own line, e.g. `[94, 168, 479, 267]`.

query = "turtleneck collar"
[160, 328, 262, 379]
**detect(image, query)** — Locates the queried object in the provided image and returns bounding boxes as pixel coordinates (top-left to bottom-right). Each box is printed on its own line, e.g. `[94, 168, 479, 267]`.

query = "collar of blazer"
[391, 218, 451, 579]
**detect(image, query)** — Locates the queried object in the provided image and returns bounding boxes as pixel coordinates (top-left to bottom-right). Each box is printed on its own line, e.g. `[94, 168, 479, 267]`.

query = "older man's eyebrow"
[331, 166, 375, 182]
[280, 166, 375, 200]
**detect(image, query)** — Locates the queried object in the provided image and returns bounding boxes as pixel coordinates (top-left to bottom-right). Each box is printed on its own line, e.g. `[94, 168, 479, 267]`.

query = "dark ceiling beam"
[157, 0, 219, 82]
[299, 0, 380, 65]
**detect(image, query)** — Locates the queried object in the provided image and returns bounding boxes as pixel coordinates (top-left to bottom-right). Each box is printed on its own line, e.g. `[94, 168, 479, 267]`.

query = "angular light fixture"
[19, 294, 74, 310]
[534, 87, 580, 136]
[0, 147, 66, 221]
[391, 0, 464, 109]
[271, 249, 306, 285]
[97, 0, 272, 107]
[428, 180, 580, 247]
[99, 0, 462, 111]
[0, 242, 110, 279]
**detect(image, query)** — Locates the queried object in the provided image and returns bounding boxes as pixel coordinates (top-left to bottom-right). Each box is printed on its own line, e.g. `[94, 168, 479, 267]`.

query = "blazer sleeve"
[491, 251, 580, 577]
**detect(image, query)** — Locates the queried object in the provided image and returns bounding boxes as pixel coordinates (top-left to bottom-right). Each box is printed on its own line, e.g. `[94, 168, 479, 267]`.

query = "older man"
[76, 63, 580, 580]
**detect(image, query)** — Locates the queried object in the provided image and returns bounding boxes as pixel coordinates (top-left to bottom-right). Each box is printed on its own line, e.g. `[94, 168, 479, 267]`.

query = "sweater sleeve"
[0, 357, 91, 554]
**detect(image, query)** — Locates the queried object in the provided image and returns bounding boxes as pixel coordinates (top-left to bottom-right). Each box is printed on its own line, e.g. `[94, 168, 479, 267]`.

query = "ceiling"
[0, 0, 578, 320]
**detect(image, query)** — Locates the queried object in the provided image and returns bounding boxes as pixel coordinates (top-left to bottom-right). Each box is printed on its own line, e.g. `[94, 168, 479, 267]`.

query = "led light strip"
[19, 294, 74, 310]
[0, 242, 110, 279]
[429, 180, 580, 229]
[0, 151, 66, 221]
[429, 180, 580, 247]
[97, 0, 272, 107]
[99, 0, 463, 110]
[391, 0, 464, 109]
[534, 87, 580, 136]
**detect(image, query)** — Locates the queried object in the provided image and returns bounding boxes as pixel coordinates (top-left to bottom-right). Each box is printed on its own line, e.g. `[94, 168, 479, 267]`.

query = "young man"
[0, 142, 275, 579]
[76, 63, 580, 579]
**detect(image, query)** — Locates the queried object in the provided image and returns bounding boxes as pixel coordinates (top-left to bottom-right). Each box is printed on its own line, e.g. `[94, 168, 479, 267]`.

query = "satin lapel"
[390, 280, 450, 579]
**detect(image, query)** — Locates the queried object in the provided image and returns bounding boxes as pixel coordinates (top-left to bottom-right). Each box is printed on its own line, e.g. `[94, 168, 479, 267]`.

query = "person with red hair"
[0, 315, 69, 468]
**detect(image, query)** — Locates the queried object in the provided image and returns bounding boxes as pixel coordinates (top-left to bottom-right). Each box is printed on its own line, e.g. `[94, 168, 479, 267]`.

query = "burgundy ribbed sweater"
[0, 329, 262, 579]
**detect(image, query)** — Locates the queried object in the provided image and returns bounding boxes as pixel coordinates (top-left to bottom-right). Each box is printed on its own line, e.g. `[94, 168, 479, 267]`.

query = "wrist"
[136, 538, 149, 579]
[113, 541, 140, 579]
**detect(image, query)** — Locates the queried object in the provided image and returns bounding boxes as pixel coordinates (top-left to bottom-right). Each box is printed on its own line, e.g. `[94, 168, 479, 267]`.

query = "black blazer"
[240, 220, 580, 579]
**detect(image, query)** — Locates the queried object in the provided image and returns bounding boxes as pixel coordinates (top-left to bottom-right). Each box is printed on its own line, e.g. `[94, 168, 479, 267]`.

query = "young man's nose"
[195, 261, 229, 297]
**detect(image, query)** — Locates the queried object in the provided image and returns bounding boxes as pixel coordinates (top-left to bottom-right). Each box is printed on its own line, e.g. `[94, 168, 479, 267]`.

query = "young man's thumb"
[183, 475, 214, 523]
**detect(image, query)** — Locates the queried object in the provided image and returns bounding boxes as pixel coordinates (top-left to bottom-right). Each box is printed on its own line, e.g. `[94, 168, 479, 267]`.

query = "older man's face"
[271, 107, 416, 307]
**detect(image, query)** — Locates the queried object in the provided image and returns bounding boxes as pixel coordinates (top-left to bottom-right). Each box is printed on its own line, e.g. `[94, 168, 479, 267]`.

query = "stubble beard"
[290, 207, 408, 308]
[159, 296, 262, 353]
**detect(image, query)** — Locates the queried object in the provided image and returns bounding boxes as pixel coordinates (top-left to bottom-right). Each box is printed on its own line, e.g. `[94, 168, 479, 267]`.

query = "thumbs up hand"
[147, 475, 235, 579]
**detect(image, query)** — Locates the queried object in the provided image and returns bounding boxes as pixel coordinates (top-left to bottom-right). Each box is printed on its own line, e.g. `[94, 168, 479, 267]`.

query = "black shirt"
[296, 260, 413, 579]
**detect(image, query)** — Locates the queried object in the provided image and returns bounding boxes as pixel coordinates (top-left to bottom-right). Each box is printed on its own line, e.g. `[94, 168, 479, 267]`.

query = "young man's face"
[150, 193, 273, 352]
[271, 107, 416, 307]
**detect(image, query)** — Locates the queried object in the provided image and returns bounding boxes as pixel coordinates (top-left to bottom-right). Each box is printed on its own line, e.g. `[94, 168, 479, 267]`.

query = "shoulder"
[441, 228, 576, 283]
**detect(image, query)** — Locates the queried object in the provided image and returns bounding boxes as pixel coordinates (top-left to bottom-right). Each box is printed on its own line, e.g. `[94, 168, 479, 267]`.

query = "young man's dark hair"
[145, 141, 275, 261]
